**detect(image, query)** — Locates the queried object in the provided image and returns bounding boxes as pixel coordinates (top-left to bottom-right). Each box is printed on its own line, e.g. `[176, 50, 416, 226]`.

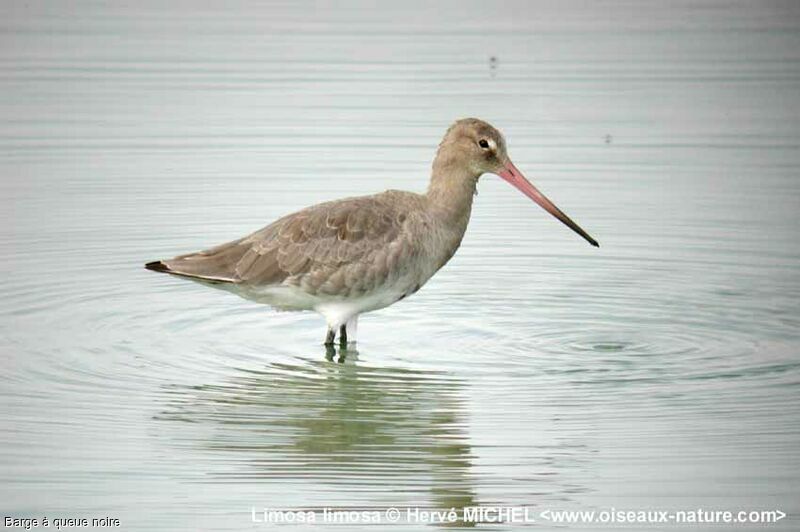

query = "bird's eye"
[478, 139, 490, 149]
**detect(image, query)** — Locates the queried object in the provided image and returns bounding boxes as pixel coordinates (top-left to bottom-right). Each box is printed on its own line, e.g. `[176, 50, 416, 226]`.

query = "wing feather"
[155, 191, 423, 295]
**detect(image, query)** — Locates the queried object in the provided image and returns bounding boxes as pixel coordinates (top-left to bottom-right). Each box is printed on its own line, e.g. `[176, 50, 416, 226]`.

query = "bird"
[145, 118, 598, 348]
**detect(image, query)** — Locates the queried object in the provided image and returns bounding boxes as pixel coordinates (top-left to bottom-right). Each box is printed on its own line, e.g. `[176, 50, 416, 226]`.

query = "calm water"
[2, 1, 800, 530]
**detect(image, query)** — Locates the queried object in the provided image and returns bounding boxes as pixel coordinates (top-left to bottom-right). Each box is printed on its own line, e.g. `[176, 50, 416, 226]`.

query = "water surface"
[1, 1, 799, 530]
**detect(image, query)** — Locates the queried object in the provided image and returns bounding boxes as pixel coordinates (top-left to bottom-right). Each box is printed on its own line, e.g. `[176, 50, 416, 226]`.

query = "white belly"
[227, 278, 413, 328]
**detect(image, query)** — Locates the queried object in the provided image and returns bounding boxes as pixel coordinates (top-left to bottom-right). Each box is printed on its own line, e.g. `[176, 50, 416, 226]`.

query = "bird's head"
[432, 118, 599, 247]
[436, 118, 510, 177]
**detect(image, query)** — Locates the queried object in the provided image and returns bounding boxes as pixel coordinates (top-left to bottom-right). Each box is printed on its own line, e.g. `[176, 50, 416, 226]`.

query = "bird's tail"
[145, 260, 170, 273]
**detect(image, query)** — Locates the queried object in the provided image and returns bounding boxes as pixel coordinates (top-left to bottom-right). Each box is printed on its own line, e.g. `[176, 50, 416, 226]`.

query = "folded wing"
[147, 191, 422, 297]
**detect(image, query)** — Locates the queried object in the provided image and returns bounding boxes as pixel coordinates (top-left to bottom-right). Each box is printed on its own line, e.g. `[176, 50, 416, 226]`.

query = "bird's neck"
[426, 152, 479, 230]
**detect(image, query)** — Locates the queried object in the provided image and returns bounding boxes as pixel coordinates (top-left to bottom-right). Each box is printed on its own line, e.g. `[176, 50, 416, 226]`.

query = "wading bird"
[146, 119, 598, 347]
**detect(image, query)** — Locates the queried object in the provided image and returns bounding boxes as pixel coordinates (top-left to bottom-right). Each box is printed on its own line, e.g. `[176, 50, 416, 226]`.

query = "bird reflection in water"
[156, 352, 479, 524]
[325, 343, 352, 363]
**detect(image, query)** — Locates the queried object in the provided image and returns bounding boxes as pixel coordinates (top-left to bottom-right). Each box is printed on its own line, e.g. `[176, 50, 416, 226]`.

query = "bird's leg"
[339, 324, 347, 348]
[325, 327, 336, 346]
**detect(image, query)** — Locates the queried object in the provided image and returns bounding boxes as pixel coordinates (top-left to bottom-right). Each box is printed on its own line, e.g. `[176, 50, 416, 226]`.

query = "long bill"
[497, 161, 599, 247]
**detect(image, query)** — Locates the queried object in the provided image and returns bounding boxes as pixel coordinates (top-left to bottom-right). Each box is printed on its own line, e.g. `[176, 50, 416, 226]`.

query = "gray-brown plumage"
[146, 118, 598, 346]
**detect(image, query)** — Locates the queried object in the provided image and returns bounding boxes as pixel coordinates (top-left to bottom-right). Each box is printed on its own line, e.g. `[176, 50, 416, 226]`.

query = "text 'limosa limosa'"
[145, 119, 599, 347]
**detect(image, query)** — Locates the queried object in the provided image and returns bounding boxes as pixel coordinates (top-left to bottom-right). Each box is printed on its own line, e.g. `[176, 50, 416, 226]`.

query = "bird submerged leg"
[339, 325, 348, 348]
[324, 343, 337, 361]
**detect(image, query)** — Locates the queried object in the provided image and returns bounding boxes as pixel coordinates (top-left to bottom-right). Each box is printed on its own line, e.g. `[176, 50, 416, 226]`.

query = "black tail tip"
[145, 260, 170, 273]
